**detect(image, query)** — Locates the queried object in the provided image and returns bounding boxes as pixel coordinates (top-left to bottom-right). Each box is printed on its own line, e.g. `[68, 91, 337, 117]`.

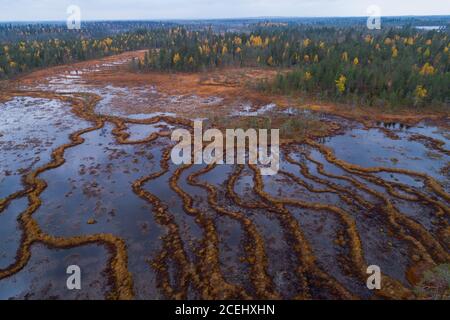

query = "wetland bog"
[0, 51, 449, 300]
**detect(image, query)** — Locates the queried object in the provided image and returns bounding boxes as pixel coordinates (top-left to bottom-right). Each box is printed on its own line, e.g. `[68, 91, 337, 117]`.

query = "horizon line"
[1, 14, 449, 23]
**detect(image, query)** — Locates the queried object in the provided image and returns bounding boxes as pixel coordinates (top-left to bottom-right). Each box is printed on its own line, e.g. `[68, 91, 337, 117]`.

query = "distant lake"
[415, 26, 443, 30]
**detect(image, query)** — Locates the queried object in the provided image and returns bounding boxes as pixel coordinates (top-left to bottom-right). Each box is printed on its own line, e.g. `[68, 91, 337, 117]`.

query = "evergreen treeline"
[0, 28, 172, 78]
[0, 21, 175, 42]
[1, 20, 449, 108]
[139, 26, 450, 108]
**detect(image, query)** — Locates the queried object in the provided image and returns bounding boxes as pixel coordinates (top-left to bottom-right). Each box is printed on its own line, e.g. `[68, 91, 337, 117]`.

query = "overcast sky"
[0, 0, 449, 21]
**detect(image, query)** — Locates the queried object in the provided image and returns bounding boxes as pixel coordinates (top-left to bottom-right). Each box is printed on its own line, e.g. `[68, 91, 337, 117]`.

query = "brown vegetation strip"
[0, 91, 134, 300]
[0, 83, 448, 300]
[304, 139, 449, 263]
[250, 163, 414, 299]
[188, 164, 280, 299]
[169, 164, 252, 299]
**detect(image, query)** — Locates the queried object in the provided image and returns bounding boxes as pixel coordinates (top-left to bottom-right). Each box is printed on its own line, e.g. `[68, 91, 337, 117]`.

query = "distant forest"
[1, 17, 449, 108]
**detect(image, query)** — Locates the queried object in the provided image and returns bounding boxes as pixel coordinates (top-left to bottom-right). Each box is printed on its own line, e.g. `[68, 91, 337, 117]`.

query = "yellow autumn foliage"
[250, 35, 263, 47]
[335, 75, 346, 93]
[233, 36, 242, 46]
[304, 71, 312, 81]
[104, 38, 113, 46]
[419, 63, 435, 76]
[406, 37, 414, 45]
[341, 52, 348, 62]
[173, 53, 181, 64]
[392, 47, 398, 58]
[414, 85, 427, 99]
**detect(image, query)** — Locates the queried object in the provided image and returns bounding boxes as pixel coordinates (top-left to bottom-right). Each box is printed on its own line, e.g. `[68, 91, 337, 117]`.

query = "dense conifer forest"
[1, 18, 449, 108]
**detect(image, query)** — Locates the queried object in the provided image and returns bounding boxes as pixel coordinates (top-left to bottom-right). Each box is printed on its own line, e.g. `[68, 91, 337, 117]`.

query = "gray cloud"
[0, 0, 448, 21]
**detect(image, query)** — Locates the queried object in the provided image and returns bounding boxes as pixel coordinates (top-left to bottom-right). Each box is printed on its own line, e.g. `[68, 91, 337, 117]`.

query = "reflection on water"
[1, 58, 449, 299]
[0, 244, 111, 300]
[323, 126, 448, 184]
[0, 97, 89, 198]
